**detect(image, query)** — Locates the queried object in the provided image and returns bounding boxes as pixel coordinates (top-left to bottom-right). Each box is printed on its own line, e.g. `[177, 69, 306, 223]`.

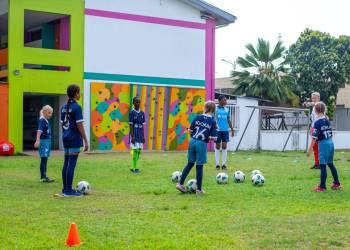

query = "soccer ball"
[251, 170, 262, 178]
[233, 171, 245, 183]
[251, 174, 265, 186]
[171, 171, 182, 183]
[216, 172, 229, 184]
[76, 181, 91, 194]
[187, 179, 197, 192]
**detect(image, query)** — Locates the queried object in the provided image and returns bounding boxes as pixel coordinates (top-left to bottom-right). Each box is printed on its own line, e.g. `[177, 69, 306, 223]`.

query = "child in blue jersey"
[129, 96, 146, 173]
[34, 105, 55, 183]
[60, 84, 89, 196]
[176, 101, 217, 195]
[215, 95, 234, 170]
[307, 102, 341, 192]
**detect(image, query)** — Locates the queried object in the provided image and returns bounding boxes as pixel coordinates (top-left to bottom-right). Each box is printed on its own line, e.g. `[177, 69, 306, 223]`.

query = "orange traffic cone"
[65, 223, 82, 247]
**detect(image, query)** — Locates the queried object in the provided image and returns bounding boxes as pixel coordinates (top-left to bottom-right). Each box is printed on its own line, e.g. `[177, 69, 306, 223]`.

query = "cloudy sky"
[206, 0, 350, 77]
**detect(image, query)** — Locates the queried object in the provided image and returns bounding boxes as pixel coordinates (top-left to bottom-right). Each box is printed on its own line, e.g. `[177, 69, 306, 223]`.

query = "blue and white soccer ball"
[251, 170, 262, 178]
[187, 179, 197, 192]
[216, 172, 229, 184]
[233, 171, 245, 183]
[76, 180, 91, 194]
[171, 171, 182, 183]
[251, 174, 265, 186]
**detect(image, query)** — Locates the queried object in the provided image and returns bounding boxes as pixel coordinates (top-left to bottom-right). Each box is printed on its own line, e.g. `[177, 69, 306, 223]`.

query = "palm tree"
[232, 39, 299, 105]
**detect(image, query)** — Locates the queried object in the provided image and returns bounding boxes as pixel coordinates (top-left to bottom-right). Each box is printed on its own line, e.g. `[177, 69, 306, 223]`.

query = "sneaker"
[313, 186, 326, 192]
[134, 169, 141, 174]
[216, 165, 220, 170]
[331, 183, 342, 190]
[130, 169, 135, 173]
[41, 177, 55, 183]
[63, 190, 83, 197]
[222, 165, 227, 170]
[176, 183, 187, 193]
[310, 164, 320, 170]
[196, 189, 205, 196]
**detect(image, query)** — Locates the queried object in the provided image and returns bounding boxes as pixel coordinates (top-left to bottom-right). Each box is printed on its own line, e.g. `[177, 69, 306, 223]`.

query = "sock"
[179, 162, 195, 185]
[62, 154, 69, 192]
[196, 165, 203, 191]
[319, 164, 327, 189]
[136, 149, 141, 169]
[66, 155, 79, 192]
[215, 148, 220, 166]
[328, 163, 340, 184]
[222, 149, 228, 166]
[131, 149, 138, 170]
[40, 157, 48, 179]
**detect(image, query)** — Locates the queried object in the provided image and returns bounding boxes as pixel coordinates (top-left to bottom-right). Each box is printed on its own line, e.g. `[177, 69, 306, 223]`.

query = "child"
[34, 105, 54, 183]
[176, 101, 217, 195]
[307, 102, 341, 192]
[60, 84, 89, 196]
[215, 95, 234, 170]
[129, 96, 145, 173]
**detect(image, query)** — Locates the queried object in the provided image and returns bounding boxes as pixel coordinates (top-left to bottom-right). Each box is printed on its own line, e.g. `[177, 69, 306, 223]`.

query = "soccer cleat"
[41, 177, 55, 183]
[331, 183, 342, 190]
[222, 165, 227, 170]
[313, 186, 326, 192]
[63, 190, 83, 197]
[176, 183, 187, 193]
[130, 169, 135, 173]
[310, 164, 320, 170]
[216, 165, 220, 170]
[196, 189, 205, 196]
[134, 169, 141, 174]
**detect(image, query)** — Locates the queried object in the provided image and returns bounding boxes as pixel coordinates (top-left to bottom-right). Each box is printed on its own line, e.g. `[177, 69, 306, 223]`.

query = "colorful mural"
[90, 82, 205, 151]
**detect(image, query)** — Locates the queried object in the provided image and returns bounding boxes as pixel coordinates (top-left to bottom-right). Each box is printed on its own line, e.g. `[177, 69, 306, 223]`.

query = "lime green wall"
[8, 0, 84, 152]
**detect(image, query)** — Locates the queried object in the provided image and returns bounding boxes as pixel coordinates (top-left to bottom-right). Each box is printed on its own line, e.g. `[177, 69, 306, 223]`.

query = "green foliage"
[232, 39, 299, 106]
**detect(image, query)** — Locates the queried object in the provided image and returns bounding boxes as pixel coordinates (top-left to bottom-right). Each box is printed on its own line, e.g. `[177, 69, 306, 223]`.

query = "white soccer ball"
[171, 171, 182, 183]
[76, 181, 91, 194]
[251, 174, 265, 186]
[251, 170, 262, 178]
[233, 171, 245, 183]
[216, 172, 229, 184]
[187, 179, 197, 192]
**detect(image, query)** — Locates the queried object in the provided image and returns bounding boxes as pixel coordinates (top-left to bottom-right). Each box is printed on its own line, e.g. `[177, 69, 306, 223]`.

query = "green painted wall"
[8, 0, 84, 152]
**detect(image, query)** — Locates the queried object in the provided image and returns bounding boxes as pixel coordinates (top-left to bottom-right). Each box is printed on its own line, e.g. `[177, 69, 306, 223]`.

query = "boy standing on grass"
[34, 105, 55, 183]
[215, 95, 234, 170]
[129, 96, 145, 174]
[176, 101, 217, 195]
[307, 102, 341, 192]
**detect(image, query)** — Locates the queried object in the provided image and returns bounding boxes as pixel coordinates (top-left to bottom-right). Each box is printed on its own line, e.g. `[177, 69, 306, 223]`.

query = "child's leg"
[131, 149, 138, 170]
[66, 154, 79, 192]
[196, 165, 203, 191]
[40, 157, 48, 179]
[136, 148, 141, 169]
[215, 145, 220, 166]
[328, 163, 340, 184]
[179, 162, 195, 184]
[313, 141, 319, 166]
[62, 154, 69, 192]
[319, 164, 327, 189]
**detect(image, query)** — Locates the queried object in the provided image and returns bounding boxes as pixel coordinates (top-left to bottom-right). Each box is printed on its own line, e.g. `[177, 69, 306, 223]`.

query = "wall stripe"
[85, 8, 206, 30]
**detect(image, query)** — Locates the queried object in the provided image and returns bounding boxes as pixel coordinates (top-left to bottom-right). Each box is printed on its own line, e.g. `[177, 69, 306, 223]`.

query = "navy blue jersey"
[189, 114, 217, 143]
[129, 109, 146, 143]
[38, 117, 51, 140]
[61, 100, 84, 148]
[312, 117, 332, 141]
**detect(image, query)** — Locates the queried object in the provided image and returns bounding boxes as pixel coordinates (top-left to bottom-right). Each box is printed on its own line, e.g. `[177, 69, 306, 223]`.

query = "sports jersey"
[38, 117, 51, 139]
[129, 109, 146, 144]
[312, 116, 332, 141]
[189, 114, 217, 143]
[216, 106, 230, 131]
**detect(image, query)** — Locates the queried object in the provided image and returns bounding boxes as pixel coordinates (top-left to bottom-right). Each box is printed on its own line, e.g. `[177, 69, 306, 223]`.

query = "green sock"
[131, 149, 138, 170]
[135, 149, 141, 169]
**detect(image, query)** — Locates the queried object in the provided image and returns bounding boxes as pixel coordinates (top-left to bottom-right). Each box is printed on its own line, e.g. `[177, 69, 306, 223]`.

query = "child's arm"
[130, 124, 135, 144]
[34, 131, 41, 148]
[77, 123, 89, 152]
[227, 117, 234, 137]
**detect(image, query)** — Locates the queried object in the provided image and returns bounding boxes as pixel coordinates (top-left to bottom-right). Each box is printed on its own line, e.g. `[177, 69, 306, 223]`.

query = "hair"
[39, 105, 53, 117]
[314, 101, 326, 114]
[132, 96, 140, 105]
[218, 95, 226, 101]
[311, 92, 320, 98]
[63, 84, 81, 127]
[204, 101, 216, 114]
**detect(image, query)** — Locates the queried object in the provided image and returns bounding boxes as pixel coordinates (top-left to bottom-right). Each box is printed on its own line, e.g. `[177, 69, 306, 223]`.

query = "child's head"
[218, 95, 227, 106]
[204, 101, 216, 114]
[314, 101, 326, 116]
[67, 84, 80, 101]
[133, 96, 141, 110]
[40, 105, 53, 119]
[311, 92, 320, 103]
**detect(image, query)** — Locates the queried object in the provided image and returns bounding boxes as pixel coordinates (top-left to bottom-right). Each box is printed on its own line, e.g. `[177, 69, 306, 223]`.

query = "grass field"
[1, 151, 350, 249]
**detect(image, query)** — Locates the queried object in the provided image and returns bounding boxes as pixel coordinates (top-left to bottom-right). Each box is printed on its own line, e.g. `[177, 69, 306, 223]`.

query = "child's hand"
[131, 137, 135, 144]
[83, 140, 89, 152]
[142, 138, 145, 144]
[306, 150, 311, 158]
[231, 130, 234, 137]
[34, 140, 40, 149]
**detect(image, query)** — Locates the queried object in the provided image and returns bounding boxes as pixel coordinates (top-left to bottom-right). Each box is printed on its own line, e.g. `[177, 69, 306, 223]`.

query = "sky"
[206, 0, 350, 78]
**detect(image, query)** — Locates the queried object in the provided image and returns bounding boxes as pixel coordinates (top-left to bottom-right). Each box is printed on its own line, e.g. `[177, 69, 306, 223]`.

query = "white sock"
[222, 149, 228, 166]
[215, 148, 220, 166]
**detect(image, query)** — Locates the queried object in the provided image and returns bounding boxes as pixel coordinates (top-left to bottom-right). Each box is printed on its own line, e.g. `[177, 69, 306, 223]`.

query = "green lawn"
[1, 151, 350, 249]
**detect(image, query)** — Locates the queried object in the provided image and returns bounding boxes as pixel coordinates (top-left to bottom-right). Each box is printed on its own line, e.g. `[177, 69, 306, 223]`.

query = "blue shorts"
[318, 139, 334, 165]
[39, 139, 51, 158]
[215, 131, 229, 143]
[64, 148, 81, 154]
[187, 138, 207, 165]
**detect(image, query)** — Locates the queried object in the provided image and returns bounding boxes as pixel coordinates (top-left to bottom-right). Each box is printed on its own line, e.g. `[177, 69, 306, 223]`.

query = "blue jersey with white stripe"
[312, 117, 332, 141]
[38, 117, 51, 140]
[129, 109, 146, 143]
[61, 100, 84, 148]
[189, 114, 217, 143]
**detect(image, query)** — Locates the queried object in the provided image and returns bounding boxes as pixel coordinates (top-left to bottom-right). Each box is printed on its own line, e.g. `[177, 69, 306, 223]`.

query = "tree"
[232, 38, 299, 106]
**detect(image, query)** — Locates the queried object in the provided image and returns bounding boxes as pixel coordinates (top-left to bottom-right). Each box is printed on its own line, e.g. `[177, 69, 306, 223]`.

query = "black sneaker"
[216, 165, 220, 170]
[134, 169, 141, 174]
[310, 164, 320, 170]
[222, 165, 227, 170]
[130, 169, 135, 173]
[41, 177, 55, 183]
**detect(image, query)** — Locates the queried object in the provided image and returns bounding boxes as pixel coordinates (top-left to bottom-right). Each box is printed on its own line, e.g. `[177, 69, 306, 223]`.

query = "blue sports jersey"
[38, 117, 51, 139]
[61, 100, 84, 148]
[189, 114, 217, 143]
[129, 109, 146, 143]
[216, 106, 230, 131]
[312, 116, 332, 141]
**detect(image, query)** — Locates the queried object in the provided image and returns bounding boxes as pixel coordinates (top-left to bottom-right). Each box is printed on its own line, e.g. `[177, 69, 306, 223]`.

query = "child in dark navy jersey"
[60, 84, 89, 196]
[307, 102, 341, 192]
[176, 101, 217, 195]
[34, 105, 54, 183]
[129, 96, 146, 173]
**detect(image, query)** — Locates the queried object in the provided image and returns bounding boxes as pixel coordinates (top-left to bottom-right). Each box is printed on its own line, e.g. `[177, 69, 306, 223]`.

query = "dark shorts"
[215, 131, 229, 143]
